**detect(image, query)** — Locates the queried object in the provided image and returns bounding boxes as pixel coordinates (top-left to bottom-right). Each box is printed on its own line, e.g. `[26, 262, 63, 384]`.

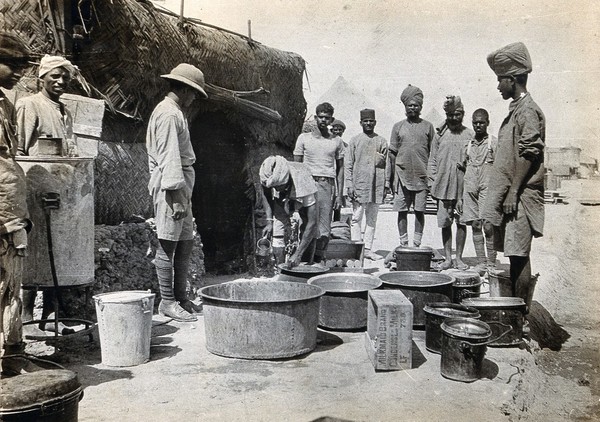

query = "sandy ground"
[20, 179, 600, 421]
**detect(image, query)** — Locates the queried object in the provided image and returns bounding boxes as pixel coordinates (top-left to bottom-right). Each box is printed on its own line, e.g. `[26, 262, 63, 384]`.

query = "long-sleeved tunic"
[345, 132, 387, 204]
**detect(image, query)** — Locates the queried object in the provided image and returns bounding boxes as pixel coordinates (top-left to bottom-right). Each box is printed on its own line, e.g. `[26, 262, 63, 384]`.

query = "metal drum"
[16, 157, 94, 288]
[442, 269, 484, 303]
[394, 246, 434, 271]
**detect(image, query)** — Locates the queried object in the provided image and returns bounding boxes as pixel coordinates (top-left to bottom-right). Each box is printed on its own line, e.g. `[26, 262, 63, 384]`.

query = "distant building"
[545, 146, 599, 189]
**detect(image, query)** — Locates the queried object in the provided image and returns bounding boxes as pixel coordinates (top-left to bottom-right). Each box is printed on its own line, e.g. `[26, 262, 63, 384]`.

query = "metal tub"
[308, 273, 382, 330]
[199, 280, 324, 359]
[378, 271, 455, 327]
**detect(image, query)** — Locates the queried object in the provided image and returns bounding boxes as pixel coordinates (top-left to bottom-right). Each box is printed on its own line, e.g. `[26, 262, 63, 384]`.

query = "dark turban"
[401, 84, 424, 106]
[259, 156, 290, 188]
[443, 95, 464, 113]
[487, 42, 532, 77]
[0, 32, 30, 62]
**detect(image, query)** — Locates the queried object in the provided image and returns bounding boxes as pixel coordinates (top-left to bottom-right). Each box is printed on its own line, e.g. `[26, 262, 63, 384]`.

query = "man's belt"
[313, 176, 333, 182]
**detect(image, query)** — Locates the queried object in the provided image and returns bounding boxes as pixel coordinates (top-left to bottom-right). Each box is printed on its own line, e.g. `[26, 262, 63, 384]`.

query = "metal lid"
[308, 273, 382, 293]
[423, 302, 480, 318]
[0, 369, 81, 410]
[442, 269, 481, 285]
[441, 317, 492, 340]
[379, 271, 455, 288]
[394, 246, 433, 254]
[461, 296, 526, 309]
[93, 290, 155, 303]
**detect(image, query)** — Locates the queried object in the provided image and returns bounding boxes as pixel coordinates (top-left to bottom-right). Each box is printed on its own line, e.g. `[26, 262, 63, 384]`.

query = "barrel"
[461, 297, 526, 346]
[378, 271, 455, 327]
[0, 369, 83, 421]
[440, 317, 492, 382]
[308, 273, 382, 330]
[17, 157, 94, 287]
[423, 302, 480, 354]
[200, 280, 324, 359]
[394, 246, 433, 271]
[94, 290, 155, 366]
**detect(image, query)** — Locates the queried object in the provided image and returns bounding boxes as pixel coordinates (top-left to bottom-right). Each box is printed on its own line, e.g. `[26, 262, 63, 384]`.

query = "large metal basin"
[199, 280, 324, 359]
[308, 273, 382, 330]
[378, 271, 455, 327]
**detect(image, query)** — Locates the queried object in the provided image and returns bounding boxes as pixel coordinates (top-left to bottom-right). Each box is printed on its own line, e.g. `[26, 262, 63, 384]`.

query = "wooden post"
[248, 19, 252, 40]
[180, 0, 185, 25]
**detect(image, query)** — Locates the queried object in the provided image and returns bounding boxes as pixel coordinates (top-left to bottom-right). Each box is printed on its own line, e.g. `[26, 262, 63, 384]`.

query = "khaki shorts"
[393, 185, 428, 212]
[437, 200, 461, 228]
[503, 202, 533, 257]
[461, 187, 488, 224]
[153, 191, 194, 241]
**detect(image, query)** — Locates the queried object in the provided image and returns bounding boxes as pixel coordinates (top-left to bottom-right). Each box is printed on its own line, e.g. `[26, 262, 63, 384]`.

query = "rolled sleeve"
[517, 108, 544, 161]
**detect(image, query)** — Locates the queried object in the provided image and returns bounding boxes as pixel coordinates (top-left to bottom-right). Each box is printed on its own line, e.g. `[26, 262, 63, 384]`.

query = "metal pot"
[461, 297, 526, 346]
[308, 273, 382, 330]
[394, 246, 434, 271]
[423, 302, 480, 354]
[440, 317, 512, 382]
[442, 269, 484, 303]
[379, 271, 455, 327]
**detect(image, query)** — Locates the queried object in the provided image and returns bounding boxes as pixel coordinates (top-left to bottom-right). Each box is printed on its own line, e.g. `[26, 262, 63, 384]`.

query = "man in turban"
[259, 156, 318, 266]
[386, 85, 435, 251]
[293, 102, 345, 262]
[16, 55, 82, 334]
[428, 95, 474, 271]
[330, 119, 347, 222]
[345, 109, 388, 260]
[482, 42, 545, 311]
[0, 32, 40, 376]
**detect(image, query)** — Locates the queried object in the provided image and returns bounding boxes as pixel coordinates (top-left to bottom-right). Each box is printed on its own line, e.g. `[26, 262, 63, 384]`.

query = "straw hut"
[1, 0, 307, 272]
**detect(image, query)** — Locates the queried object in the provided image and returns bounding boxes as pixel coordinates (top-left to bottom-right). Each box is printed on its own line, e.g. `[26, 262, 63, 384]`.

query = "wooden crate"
[326, 239, 364, 267]
[364, 290, 413, 371]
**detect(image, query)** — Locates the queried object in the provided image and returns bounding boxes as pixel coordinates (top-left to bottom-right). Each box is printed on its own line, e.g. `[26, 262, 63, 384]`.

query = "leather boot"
[1, 343, 44, 377]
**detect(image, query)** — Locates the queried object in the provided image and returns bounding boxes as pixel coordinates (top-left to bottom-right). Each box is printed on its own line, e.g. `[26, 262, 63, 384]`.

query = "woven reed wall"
[94, 141, 153, 225]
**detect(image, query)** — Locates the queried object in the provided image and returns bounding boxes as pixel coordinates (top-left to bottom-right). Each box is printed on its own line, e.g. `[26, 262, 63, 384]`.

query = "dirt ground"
[21, 179, 600, 421]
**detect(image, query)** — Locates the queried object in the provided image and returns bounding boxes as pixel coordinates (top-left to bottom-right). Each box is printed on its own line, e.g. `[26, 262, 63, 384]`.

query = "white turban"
[259, 156, 290, 188]
[38, 55, 76, 78]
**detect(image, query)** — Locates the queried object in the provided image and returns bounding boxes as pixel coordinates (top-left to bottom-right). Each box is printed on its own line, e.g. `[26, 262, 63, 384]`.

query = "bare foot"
[453, 258, 469, 271]
[438, 260, 453, 270]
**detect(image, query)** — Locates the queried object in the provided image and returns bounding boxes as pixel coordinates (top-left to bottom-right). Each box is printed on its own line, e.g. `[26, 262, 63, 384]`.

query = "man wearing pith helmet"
[147, 63, 208, 322]
[482, 42, 545, 311]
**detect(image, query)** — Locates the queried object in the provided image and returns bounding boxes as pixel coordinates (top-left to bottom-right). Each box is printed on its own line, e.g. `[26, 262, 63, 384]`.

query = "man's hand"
[503, 188, 519, 214]
[347, 187, 357, 202]
[288, 251, 301, 268]
[262, 220, 273, 238]
[455, 199, 463, 216]
[166, 189, 188, 220]
[334, 195, 344, 210]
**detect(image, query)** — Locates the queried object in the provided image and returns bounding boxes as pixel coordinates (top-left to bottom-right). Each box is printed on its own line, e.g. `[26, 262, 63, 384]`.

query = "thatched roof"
[1, 0, 307, 148]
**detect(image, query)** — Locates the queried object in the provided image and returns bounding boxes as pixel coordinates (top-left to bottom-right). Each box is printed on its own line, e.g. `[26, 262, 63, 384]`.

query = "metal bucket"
[443, 269, 484, 303]
[200, 280, 325, 359]
[394, 246, 433, 271]
[423, 302, 480, 354]
[308, 273, 382, 330]
[0, 369, 83, 421]
[489, 272, 538, 309]
[93, 290, 155, 366]
[379, 271, 455, 327]
[256, 237, 272, 257]
[461, 297, 526, 346]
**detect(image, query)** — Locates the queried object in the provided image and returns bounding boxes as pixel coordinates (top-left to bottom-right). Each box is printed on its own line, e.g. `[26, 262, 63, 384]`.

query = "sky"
[153, 0, 600, 158]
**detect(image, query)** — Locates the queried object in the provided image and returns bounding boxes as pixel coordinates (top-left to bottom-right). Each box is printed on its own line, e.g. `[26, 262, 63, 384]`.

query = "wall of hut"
[1, 0, 307, 274]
